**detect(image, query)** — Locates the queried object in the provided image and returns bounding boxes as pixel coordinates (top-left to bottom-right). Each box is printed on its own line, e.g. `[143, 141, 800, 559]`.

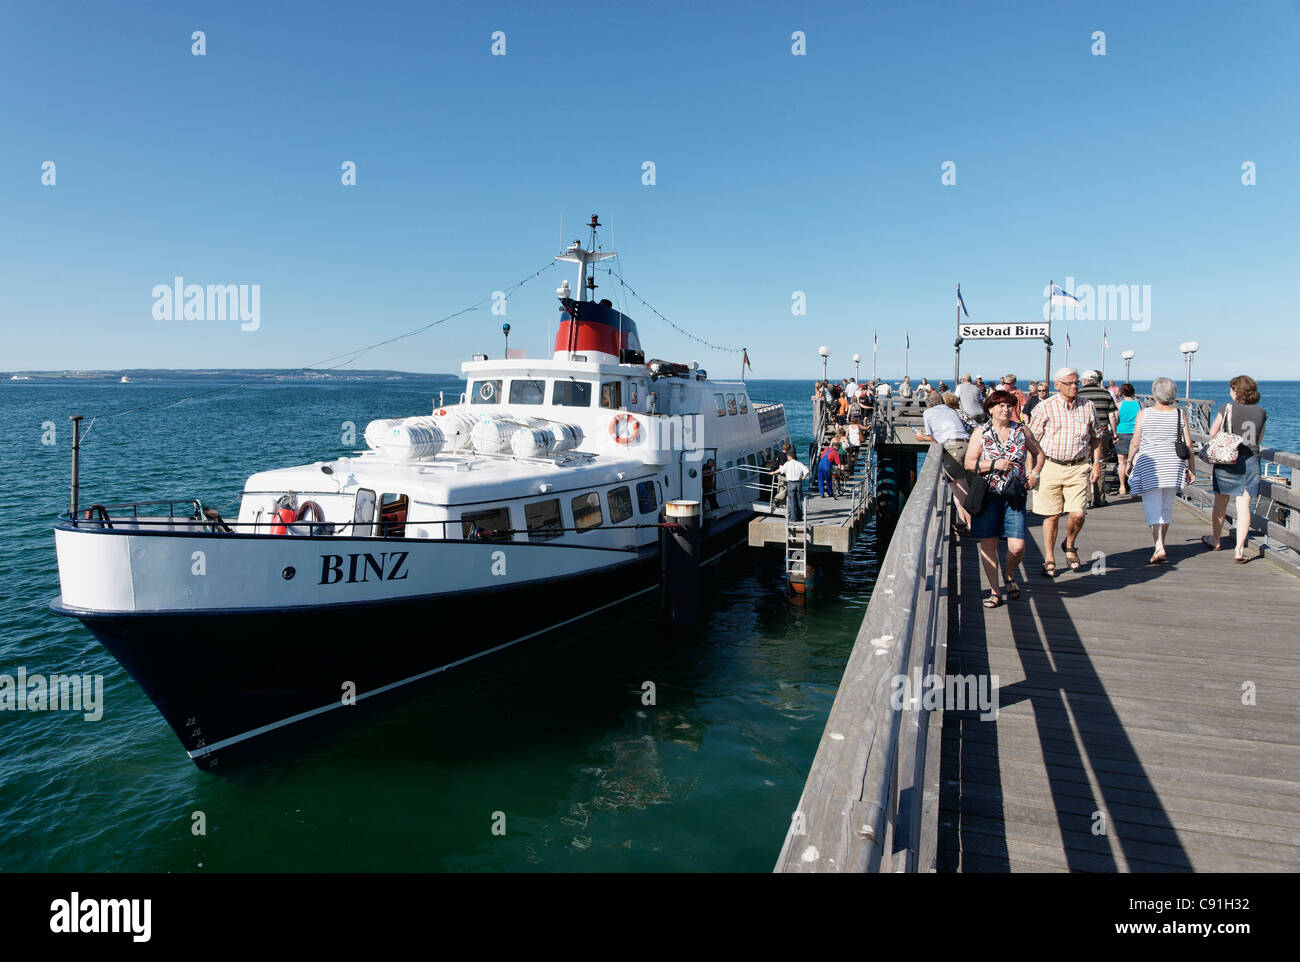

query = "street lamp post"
[818, 345, 830, 383]
[1121, 350, 1134, 383]
[1179, 341, 1199, 399]
[503, 323, 511, 359]
[852, 353, 860, 383]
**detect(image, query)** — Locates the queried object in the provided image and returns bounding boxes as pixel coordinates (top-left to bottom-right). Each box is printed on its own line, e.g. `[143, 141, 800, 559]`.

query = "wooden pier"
[776, 399, 1300, 872]
[940, 494, 1300, 871]
[747, 490, 872, 553]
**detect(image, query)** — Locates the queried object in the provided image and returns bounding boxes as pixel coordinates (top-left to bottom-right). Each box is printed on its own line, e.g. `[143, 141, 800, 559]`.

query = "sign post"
[954, 322, 1054, 387]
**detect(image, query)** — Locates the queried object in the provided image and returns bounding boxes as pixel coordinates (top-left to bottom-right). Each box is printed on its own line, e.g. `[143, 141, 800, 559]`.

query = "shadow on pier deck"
[776, 420, 1300, 872]
[940, 495, 1300, 871]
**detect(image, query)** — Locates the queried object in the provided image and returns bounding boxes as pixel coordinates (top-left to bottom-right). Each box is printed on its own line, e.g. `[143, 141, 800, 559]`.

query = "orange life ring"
[608, 414, 640, 444]
[436, 408, 447, 417]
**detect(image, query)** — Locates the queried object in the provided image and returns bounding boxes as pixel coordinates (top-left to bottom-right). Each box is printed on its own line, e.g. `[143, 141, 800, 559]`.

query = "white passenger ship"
[51, 220, 791, 768]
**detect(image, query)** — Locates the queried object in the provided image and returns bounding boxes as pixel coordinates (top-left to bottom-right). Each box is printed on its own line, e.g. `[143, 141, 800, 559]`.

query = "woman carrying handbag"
[1125, 377, 1196, 564]
[963, 389, 1045, 607]
[1203, 375, 1268, 562]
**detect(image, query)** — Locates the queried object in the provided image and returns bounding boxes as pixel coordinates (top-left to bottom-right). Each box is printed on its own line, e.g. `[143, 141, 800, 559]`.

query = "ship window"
[553, 379, 592, 407]
[746, 454, 756, 467]
[637, 480, 657, 515]
[462, 506, 511, 541]
[524, 499, 562, 541]
[714, 394, 726, 417]
[571, 492, 603, 531]
[738, 395, 748, 414]
[600, 381, 623, 409]
[379, 493, 408, 538]
[509, 379, 545, 405]
[608, 486, 633, 524]
[727, 394, 738, 415]
[471, 379, 502, 404]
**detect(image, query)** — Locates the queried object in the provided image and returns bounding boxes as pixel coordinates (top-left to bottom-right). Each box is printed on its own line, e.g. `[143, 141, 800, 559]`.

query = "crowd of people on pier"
[790, 369, 1268, 604]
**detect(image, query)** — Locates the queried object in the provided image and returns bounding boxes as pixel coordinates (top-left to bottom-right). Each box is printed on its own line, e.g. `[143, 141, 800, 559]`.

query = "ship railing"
[66, 498, 204, 528]
[776, 448, 949, 872]
[753, 401, 787, 435]
[59, 508, 677, 543]
[702, 462, 768, 517]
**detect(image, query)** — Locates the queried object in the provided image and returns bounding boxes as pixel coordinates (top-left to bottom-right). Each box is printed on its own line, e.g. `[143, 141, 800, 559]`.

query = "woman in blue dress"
[1203, 375, 1267, 562]
[1114, 383, 1141, 496]
[1125, 377, 1196, 564]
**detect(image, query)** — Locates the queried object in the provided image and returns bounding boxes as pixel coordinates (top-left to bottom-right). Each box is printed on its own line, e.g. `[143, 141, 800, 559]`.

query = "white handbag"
[1205, 405, 1243, 465]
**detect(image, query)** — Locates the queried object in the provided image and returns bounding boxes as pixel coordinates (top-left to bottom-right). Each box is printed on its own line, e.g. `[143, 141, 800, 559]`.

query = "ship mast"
[554, 215, 618, 358]
[555, 214, 615, 303]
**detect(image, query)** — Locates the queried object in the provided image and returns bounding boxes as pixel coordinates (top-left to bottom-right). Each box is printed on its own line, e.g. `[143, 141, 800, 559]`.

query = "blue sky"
[2, 0, 1297, 380]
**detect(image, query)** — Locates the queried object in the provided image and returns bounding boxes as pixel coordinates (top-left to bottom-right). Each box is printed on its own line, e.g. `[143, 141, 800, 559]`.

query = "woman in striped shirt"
[1125, 377, 1196, 564]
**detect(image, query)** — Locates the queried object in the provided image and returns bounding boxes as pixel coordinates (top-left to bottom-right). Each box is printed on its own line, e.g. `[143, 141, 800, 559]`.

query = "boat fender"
[608, 414, 640, 445]
[270, 507, 297, 535]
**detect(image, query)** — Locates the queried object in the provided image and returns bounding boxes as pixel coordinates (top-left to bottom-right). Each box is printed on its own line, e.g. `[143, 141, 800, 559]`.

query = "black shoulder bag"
[1174, 409, 1191, 461]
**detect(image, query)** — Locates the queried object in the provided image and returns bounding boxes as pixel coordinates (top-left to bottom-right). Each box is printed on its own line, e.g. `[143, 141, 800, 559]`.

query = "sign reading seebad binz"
[959, 322, 1050, 339]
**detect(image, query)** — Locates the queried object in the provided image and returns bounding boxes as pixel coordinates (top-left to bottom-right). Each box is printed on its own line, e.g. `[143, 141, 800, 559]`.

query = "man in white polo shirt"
[915, 392, 972, 528]
[773, 448, 810, 522]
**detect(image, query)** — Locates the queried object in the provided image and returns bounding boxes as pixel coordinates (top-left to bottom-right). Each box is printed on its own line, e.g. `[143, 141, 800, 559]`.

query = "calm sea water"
[2, 377, 1295, 872]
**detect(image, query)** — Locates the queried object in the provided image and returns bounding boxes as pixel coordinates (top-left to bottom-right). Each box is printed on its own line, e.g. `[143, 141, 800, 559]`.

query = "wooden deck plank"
[939, 495, 1300, 873]
[943, 740, 1300, 814]
[942, 773, 1300, 844]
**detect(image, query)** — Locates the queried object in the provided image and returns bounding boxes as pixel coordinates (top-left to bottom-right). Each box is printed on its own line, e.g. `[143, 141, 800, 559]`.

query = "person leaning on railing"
[1203, 374, 1268, 563]
[915, 391, 973, 530]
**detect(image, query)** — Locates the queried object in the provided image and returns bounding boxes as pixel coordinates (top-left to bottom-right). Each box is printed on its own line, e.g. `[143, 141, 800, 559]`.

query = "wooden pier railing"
[780, 391, 1298, 872]
[775, 447, 950, 872]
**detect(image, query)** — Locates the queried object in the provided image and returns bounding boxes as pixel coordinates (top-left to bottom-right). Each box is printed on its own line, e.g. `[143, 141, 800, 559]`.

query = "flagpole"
[955, 283, 961, 386]
[904, 330, 909, 380]
[1101, 327, 1106, 381]
[1064, 325, 1070, 367]
[1045, 279, 1053, 386]
[873, 331, 877, 381]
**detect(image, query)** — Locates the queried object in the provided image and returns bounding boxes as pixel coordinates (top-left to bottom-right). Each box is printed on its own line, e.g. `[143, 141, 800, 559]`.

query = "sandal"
[1201, 535, 1222, 551]
[1005, 582, 1021, 599]
[983, 593, 1004, 608]
[1062, 544, 1082, 570]
[1040, 562, 1056, 578]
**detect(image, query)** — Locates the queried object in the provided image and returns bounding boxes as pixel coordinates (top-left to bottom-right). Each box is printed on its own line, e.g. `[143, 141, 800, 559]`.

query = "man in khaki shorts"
[1027, 367, 1101, 576]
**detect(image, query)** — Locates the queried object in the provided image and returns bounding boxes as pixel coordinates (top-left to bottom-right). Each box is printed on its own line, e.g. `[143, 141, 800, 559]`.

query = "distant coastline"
[3, 368, 459, 383]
